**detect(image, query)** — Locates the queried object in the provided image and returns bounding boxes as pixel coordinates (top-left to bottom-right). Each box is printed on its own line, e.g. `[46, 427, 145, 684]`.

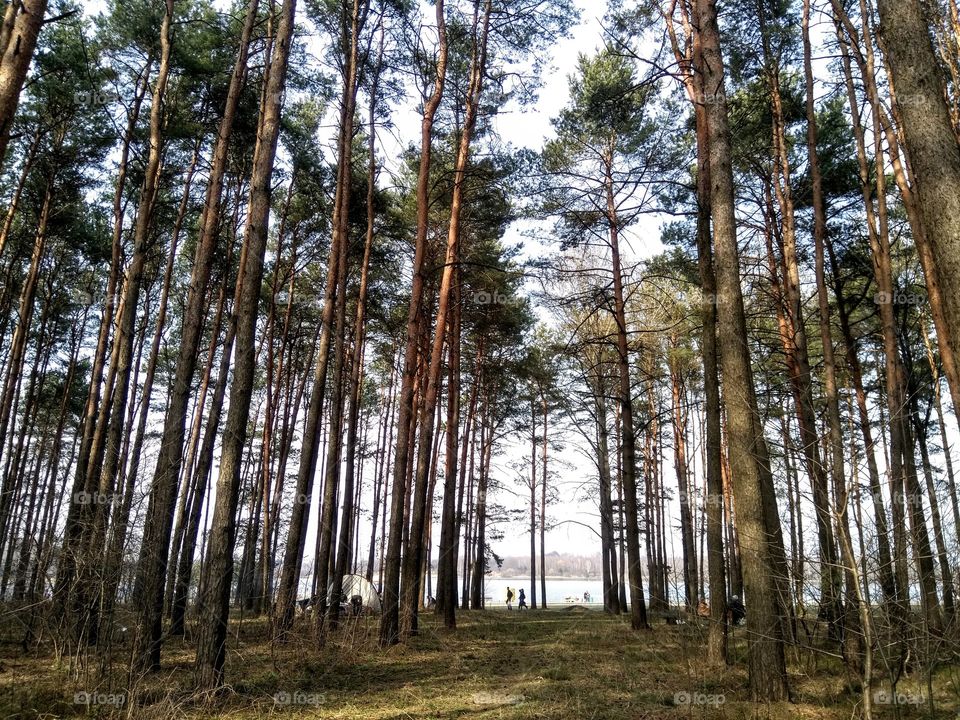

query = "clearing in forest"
[1, 609, 956, 718]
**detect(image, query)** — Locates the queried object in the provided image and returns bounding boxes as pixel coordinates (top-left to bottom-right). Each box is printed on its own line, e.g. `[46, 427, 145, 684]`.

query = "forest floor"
[1, 606, 958, 719]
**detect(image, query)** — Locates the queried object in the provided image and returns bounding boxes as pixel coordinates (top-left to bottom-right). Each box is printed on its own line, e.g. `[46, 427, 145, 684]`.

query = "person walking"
[518, 588, 528, 610]
[505, 587, 515, 610]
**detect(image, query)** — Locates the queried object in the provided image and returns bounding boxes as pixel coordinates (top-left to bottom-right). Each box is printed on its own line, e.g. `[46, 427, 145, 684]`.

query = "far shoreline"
[486, 576, 602, 581]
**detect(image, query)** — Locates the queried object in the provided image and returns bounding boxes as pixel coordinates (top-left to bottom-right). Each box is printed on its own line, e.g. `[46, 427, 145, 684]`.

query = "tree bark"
[194, 0, 296, 688]
[0, 0, 47, 175]
[603, 144, 649, 631]
[876, 0, 960, 419]
[132, 0, 258, 668]
[379, 0, 448, 646]
[695, 0, 789, 699]
[329, 17, 379, 632]
[400, 0, 490, 640]
[436, 261, 461, 626]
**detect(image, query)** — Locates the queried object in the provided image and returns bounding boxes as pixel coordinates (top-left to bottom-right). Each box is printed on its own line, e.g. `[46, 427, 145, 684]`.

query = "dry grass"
[0, 607, 957, 719]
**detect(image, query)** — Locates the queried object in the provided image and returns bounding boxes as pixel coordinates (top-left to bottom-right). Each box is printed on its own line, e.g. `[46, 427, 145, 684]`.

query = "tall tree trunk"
[670, 357, 697, 611]
[540, 399, 548, 610]
[913, 410, 955, 618]
[367, 355, 397, 581]
[105, 139, 200, 634]
[674, 0, 728, 655]
[696, 0, 788, 699]
[831, 18, 899, 612]
[171, 292, 234, 636]
[329, 20, 380, 631]
[802, 0, 861, 663]
[453, 345, 480, 609]
[54, 60, 151, 609]
[436, 261, 461, 626]
[760, 10, 840, 627]
[81, 0, 173, 649]
[923, 327, 960, 544]
[0, 182, 51, 543]
[379, 0, 448, 646]
[594, 362, 618, 614]
[132, 0, 258, 669]
[902, 417, 943, 631]
[0, 123, 41, 259]
[194, 0, 296, 688]
[470, 409, 493, 609]
[875, 0, 960, 416]
[400, 1, 490, 641]
[316, 0, 369, 638]
[603, 148, 649, 631]
[529, 399, 537, 610]
[0, 0, 47, 176]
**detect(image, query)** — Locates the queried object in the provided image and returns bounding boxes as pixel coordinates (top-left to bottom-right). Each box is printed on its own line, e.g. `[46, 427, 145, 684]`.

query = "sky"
[481, 0, 672, 561]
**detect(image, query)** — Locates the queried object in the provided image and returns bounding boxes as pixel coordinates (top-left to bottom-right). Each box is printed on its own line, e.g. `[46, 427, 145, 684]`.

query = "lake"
[426, 575, 606, 607]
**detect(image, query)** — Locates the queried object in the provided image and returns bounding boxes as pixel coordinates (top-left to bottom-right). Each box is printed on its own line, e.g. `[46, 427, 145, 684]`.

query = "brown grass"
[0, 607, 956, 719]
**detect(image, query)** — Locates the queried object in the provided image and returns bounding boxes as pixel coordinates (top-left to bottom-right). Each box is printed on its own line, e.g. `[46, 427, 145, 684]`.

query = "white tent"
[327, 574, 382, 614]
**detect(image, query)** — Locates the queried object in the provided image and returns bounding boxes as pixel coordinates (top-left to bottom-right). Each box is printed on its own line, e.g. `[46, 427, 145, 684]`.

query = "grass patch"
[0, 608, 956, 718]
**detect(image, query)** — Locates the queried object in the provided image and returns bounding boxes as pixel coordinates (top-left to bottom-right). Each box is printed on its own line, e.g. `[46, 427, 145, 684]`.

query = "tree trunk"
[876, 0, 960, 417]
[54, 59, 151, 610]
[802, 0, 861, 663]
[529, 400, 537, 610]
[436, 262, 461, 626]
[674, 0, 728, 655]
[831, 18, 900, 613]
[329, 18, 379, 632]
[670, 358, 697, 611]
[0, 0, 47, 175]
[696, 0, 789, 699]
[81, 0, 173, 650]
[0, 183, 51, 543]
[194, 0, 296, 688]
[171, 292, 234, 636]
[604, 148, 649, 631]
[132, 0, 258, 668]
[379, 0, 449, 646]
[470, 409, 493, 609]
[595, 361, 618, 614]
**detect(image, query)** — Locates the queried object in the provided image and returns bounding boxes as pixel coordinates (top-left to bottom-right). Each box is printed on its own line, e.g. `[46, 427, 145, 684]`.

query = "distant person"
[583, 591, 591, 603]
[518, 588, 528, 610]
[505, 587, 515, 610]
[727, 595, 745, 626]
